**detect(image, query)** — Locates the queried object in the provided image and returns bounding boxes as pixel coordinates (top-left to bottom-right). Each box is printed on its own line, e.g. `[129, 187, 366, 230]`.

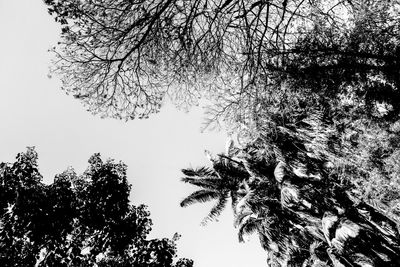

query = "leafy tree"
[0, 148, 192, 267]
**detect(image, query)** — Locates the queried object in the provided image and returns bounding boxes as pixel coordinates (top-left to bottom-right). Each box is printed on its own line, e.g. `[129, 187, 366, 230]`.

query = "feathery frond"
[181, 167, 215, 178]
[180, 177, 222, 190]
[180, 190, 220, 207]
[201, 191, 229, 226]
[237, 216, 261, 243]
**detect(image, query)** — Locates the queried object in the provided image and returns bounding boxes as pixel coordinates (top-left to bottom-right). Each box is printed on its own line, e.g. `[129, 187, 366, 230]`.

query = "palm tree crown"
[181, 131, 400, 266]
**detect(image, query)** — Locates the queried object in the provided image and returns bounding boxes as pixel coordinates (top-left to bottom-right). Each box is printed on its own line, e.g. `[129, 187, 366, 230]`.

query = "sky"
[0, 1, 267, 266]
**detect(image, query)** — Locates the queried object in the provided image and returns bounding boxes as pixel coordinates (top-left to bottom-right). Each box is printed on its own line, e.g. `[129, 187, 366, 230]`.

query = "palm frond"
[274, 161, 286, 183]
[231, 192, 240, 213]
[201, 192, 229, 225]
[225, 138, 235, 155]
[237, 216, 261, 242]
[180, 190, 220, 207]
[180, 177, 222, 190]
[181, 167, 215, 177]
[234, 210, 254, 228]
[235, 187, 254, 213]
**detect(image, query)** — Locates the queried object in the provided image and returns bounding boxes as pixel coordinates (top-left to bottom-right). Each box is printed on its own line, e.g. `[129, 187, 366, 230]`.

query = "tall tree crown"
[44, 0, 400, 125]
[181, 125, 400, 266]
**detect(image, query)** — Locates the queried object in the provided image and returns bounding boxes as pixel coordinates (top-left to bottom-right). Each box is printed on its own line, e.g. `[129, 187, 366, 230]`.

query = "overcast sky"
[0, 1, 266, 266]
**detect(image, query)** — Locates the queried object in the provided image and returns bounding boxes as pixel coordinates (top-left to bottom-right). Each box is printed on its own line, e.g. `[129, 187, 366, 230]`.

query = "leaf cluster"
[0, 148, 192, 267]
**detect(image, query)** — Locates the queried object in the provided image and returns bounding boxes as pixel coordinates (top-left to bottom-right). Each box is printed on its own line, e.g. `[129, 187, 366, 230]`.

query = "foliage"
[180, 156, 248, 225]
[0, 148, 192, 267]
[43, 0, 400, 124]
[43, 1, 400, 211]
[42, 0, 400, 264]
[181, 127, 400, 266]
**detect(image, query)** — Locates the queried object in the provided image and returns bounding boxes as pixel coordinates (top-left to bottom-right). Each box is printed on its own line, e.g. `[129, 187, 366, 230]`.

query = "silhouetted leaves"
[0, 148, 192, 267]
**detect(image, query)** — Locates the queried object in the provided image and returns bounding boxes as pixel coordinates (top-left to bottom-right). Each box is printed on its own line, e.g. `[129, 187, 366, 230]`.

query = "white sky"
[0, 1, 266, 266]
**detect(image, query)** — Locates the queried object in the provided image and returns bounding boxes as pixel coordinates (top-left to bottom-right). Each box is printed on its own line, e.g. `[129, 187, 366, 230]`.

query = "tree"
[181, 126, 400, 266]
[43, 0, 400, 199]
[44, 0, 400, 124]
[180, 151, 249, 225]
[42, 0, 400, 264]
[43, 1, 400, 210]
[0, 148, 193, 267]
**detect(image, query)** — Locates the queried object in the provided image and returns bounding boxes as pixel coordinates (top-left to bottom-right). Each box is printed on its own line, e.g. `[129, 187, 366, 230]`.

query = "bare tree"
[46, 0, 373, 121]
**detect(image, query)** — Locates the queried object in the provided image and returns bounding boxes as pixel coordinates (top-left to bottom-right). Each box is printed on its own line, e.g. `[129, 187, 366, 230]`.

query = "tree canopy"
[0, 148, 192, 267]
[44, 0, 400, 124]
[43, 0, 400, 266]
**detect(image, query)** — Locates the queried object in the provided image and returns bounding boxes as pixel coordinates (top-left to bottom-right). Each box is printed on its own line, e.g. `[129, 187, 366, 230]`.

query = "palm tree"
[180, 153, 248, 225]
[181, 134, 400, 266]
[245, 140, 400, 266]
[234, 176, 325, 266]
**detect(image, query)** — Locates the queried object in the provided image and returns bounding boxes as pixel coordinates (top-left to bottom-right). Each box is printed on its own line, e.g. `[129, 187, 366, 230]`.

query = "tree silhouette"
[181, 124, 400, 266]
[0, 148, 193, 267]
[44, 0, 400, 124]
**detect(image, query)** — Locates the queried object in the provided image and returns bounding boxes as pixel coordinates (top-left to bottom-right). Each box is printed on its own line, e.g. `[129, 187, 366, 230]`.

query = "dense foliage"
[181, 132, 400, 266]
[0, 148, 192, 267]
